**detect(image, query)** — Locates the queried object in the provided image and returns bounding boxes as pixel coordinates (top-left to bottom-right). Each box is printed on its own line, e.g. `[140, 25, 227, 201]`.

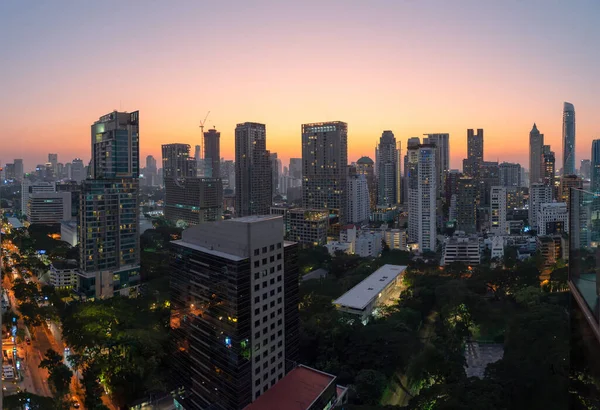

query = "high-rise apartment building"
[162, 144, 197, 179]
[48, 153, 58, 177]
[376, 131, 401, 206]
[204, 128, 220, 178]
[347, 174, 370, 225]
[170, 216, 299, 409]
[499, 162, 521, 187]
[270, 153, 280, 195]
[301, 122, 348, 228]
[444, 169, 461, 207]
[490, 186, 508, 235]
[479, 161, 500, 208]
[355, 157, 376, 209]
[463, 129, 483, 178]
[13, 159, 23, 182]
[70, 158, 85, 183]
[580, 159, 591, 179]
[407, 144, 437, 252]
[235, 122, 272, 216]
[221, 159, 236, 191]
[591, 140, 600, 193]
[562, 102, 576, 175]
[529, 123, 544, 185]
[403, 137, 421, 205]
[78, 111, 140, 299]
[456, 177, 478, 234]
[288, 158, 302, 179]
[528, 183, 553, 231]
[543, 146, 556, 193]
[423, 133, 449, 196]
[559, 175, 583, 210]
[164, 177, 223, 227]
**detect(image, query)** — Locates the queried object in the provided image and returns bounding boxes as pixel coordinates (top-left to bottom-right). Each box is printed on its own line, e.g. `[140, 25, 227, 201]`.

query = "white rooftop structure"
[333, 264, 406, 321]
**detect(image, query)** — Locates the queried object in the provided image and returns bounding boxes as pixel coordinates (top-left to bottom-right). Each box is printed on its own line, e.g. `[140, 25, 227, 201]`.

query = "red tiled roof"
[244, 366, 335, 410]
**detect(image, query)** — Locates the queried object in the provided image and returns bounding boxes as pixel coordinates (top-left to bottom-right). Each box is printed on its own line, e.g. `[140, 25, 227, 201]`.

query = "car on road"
[25, 337, 30, 345]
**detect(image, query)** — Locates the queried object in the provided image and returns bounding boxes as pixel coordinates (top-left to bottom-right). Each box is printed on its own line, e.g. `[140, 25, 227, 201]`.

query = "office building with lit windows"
[169, 215, 299, 410]
[302, 122, 348, 230]
[77, 111, 141, 299]
[164, 177, 223, 227]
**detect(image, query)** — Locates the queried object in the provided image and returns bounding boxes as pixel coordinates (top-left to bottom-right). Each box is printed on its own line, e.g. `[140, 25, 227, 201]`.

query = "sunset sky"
[1, 1, 599, 172]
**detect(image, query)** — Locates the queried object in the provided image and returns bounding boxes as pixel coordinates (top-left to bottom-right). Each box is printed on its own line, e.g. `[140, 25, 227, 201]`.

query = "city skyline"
[2, 1, 600, 171]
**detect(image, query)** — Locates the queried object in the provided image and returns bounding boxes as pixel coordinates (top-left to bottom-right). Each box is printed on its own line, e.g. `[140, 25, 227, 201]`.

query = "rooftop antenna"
[199, 111, 211, 134]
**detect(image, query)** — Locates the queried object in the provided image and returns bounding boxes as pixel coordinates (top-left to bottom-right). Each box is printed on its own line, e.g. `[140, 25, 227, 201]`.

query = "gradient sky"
[1, 0, 600, 173]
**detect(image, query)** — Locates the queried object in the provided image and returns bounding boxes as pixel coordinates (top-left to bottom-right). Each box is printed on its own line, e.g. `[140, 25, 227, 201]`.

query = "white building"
[48, 260, 79, 289]
[60, 220, 78, 246]
[441, 234, 481, 266]
[490, 186, 508, 235]
[407, 143, 437, 252]
[326, 225, 382, 258]
[347, 174, 370, 225]
[528, 183, 553, 231]
[27, 191, 71, 225]
[537, 202, 568, 235]
[333, 264, 407, 322]
[21, 181, 55, 215]
[383, 229, 407, 251]
[490, 236, 504, 260]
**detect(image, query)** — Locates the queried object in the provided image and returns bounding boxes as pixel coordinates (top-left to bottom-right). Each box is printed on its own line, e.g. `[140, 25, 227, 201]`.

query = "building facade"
[423, 133, 450, 197]
[27, 191, 71, 225]
[499, 162, 521, 187]
[164, 177, 223, 227]
[302, 122, 348, 229]
[538, 202, 568, 236]
[463, 129, 483, 178]
[407, 144, 437, 252]
[78, 111, 141, 299]
[204, 128, 221, 178]
[162, 143, 197, 179]
[591, 140, 600, 193]
[441, 235, 481, 266]
[529, 123, 544, 185]
[288, 208, 328, 246]
[235, 122, 273, 217]
[490, 186, 508, 235]
[456, 177, 478, 234]
[376, 131, 401, 206]
[562, 102, 576, 175]
[346, 174, 370, 225]
[528, 183, 553, 231]
[169, 216, 298, 409]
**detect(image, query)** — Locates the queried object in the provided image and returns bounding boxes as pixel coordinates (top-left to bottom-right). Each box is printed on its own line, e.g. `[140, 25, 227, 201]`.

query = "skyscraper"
[162, 143, 197, 179]
[542, 146, 556, 194]
[170, 216, 299, 409]
[407, 143, 436, 252]
[70, 158, 85, 183]
[355, 156, 376, 209]
[498, 162, 521, 187]
[13, 159, 23, 182]
[376, 131, 401, 206]
[270, 152, 280, 195]
[48, 153, 58, 177]
[580, 159, 591, 179]
[423, 133, 450, 196]
[78, 111, 140, 299]
[529, 123, 544, 185]
[145, 155, 157, 186]
[463, 129, 483, 177]
[204, 128, 220, 178]
[456, 177, 478, 234]
[346, 173, 370, 225]
[529, 183, 553, 231]
[302, 121, 348, 227]
[235, 122, 272, 216]
[490, 186, 508, 235]
[562, 102, 576, 175]
[591, 140, 600, 193]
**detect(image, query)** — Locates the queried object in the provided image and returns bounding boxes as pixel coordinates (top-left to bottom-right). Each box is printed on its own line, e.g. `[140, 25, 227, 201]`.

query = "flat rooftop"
[244, 365, 335, 410]
[171, 239, 245, 262]
[232, 215, 283, 224]
[333, 264, 407, 310]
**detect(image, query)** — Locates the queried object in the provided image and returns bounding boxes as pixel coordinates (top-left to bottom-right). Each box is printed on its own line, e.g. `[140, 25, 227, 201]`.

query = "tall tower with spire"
[529, 123, 544, 186]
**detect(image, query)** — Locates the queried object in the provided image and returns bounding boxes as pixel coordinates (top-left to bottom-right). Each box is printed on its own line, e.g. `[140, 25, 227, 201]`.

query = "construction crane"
[199, 111, 211, 134]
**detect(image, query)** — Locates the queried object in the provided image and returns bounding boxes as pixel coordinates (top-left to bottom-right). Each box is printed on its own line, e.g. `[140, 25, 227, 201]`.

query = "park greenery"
[296, 245, 596, 409]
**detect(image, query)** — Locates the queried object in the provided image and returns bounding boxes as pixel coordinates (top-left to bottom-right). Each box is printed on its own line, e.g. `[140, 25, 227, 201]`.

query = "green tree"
[4, 392, 55, 409]
[353, 369, 387, 405]
[39, 349, 73, 403]
[82, 361, 110, 410]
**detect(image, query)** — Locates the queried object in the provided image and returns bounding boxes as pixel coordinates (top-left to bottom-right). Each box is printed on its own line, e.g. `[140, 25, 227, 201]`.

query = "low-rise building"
[60, 220, 78, 246]
[288, 208, 328, 246]
[326, 226, 382, 257]
[383, 229, 407, 251]
[333, 264, 406, 323]
[244, 365, 347, 410]
[491, 236, 504, 260]
[441, 234, 481, 266]
[48, 260, 78, 289]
